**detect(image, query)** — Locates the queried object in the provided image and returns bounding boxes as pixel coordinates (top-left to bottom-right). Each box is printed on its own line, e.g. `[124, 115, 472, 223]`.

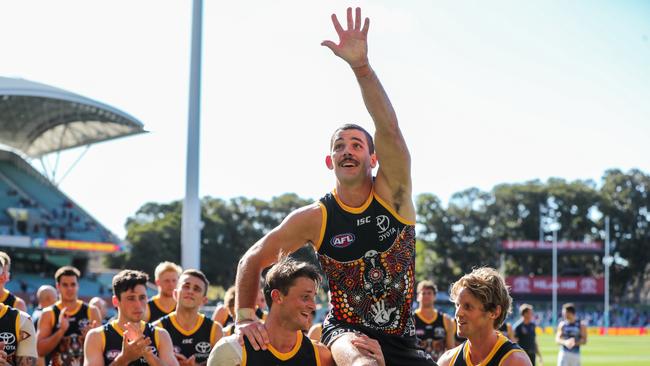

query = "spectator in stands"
[0, 251, 28, 312]
[514, 304, 542, 366]
[153, 269, 222, 365]
[207, 257, 338, 366]
[83, 269, 178, 366]
[145, 261, 182, 323]
[89, 297, 110, 325]
[0, 255, 38, 366]
[37, 266, 102, 366]
[437, 267, 531, 366]
[413, 280, 455, 362]
[556, 303, 587, 366]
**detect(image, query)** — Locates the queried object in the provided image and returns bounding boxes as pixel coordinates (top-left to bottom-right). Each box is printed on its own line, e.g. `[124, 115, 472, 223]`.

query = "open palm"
[321, 7, 370, 68]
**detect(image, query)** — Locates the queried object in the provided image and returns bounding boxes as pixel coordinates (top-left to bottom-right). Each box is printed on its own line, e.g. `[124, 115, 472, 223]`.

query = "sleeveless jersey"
[449, 333, 524, 366]
[155, 312, 216, 364]
[317, 189, 417, 337]
[242, 331, 319, 366]
[559, 320, 582, 353]
[102, 321, 160, 365]
[0, 289, 17, 308]
[0, 304, 20, 364]
[146, 296, 175, 323]
[414, 309, 448, 360]
[47, 300, 92, 366]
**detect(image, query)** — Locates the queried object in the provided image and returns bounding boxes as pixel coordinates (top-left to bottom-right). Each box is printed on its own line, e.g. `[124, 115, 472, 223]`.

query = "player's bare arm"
[322, 7, 413, 220]
[83, 328, 105, 366]
[235, 204, 322, 348]
[501, 351, 533, 366]
[436, 345, 462, 366]
[145, 328, 179, 366]
[36, 308, 68, 356]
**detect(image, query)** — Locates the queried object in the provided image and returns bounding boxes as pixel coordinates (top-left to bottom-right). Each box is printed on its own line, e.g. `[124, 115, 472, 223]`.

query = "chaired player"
[234, 7, 433, 366]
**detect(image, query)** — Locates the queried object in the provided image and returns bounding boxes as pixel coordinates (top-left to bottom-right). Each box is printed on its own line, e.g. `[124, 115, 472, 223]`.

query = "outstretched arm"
[322, 7, 413, 220]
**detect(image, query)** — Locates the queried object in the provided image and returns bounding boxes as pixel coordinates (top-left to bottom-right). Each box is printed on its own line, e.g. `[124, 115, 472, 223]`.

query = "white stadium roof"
[0, 77, 145, 157]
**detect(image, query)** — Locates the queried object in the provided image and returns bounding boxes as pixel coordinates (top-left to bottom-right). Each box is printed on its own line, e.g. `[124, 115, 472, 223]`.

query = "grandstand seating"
[0, 155, 112, 243]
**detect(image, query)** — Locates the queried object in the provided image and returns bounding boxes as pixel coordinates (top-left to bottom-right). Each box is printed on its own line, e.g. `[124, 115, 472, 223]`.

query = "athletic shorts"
[321, 321, 437, 366]
[558, 349, 581, 366]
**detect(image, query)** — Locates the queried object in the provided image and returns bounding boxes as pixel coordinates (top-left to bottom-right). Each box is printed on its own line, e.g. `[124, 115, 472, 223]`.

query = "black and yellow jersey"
[0, 288, 17, 308]
[146, 295, 175, 323]
[317, 188, 417, 338]
[101, 320, 161, 365]
[45, 300, 93, 366]
[414, 309, 449, 360]
[154, 312, 219, 364]
[242, 330, 320, 366]
[0, 304, 20, 361]
[448, 332, 524, 366]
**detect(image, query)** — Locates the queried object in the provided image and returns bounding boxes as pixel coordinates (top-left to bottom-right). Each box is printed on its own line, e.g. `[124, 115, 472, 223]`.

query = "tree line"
[109, 168, 650, 304]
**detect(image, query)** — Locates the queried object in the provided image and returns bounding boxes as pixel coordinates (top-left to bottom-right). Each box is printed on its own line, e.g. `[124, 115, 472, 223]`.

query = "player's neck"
[175, 307, 201, 329]
[467, 329, 498, 364]
[59, 298, 79, 308]
[335, 179, 373, 207]
[264, 315, 300, 352]
[157, 293, 176, 308]
[417, 306, 436, 317]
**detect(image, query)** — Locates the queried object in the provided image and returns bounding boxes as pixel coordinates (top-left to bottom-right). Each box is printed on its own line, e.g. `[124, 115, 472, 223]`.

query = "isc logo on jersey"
[331, 233, 355, 248]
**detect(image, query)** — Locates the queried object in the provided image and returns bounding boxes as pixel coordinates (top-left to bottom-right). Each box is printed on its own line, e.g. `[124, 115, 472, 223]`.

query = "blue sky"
[1, 1, 648, 238]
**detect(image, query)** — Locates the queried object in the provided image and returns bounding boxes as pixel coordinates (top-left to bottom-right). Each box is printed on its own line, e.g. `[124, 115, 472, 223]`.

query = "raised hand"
[321, 7, 370, 68]
[121, 324, 151, 363]
[58, 307, 70, 332]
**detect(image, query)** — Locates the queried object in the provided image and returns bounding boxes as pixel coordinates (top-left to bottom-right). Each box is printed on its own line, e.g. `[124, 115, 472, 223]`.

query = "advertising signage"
[506, 276, 604, 295]
[501, 240, 603, 252]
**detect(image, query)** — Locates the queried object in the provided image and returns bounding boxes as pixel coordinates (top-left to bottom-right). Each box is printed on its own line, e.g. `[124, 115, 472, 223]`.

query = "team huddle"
[0, 6, 589, 366]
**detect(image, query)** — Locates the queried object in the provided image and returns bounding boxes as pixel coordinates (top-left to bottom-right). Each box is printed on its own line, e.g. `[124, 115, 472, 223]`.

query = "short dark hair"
[181, 269, 209, 295]
[330, 123, 375, 154]
[55, 266, 81, 283]
[562, 303, 576, 314]
[113, 270, 149, 300]
[263, 257, 320, 310]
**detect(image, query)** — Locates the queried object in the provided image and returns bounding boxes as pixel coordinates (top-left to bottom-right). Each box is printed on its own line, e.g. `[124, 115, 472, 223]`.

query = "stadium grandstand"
[0, 76, 145, 308]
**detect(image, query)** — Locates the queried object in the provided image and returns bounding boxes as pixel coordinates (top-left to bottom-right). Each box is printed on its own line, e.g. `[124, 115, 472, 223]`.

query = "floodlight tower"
[182, 0, 203, 270]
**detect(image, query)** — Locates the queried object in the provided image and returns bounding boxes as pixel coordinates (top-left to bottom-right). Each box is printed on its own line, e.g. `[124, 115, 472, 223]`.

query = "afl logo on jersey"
[331, 233, 355, 248]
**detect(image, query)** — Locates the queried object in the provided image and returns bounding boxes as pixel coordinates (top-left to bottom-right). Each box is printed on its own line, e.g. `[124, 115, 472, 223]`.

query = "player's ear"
[325, 155, 334, 170]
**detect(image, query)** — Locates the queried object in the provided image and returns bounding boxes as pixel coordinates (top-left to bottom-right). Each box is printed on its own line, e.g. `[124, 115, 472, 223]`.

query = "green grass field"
[537, 334, 650, 366]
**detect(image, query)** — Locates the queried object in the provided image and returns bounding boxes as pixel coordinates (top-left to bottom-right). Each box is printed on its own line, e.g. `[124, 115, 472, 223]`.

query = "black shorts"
[322, 322, 437, 366]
